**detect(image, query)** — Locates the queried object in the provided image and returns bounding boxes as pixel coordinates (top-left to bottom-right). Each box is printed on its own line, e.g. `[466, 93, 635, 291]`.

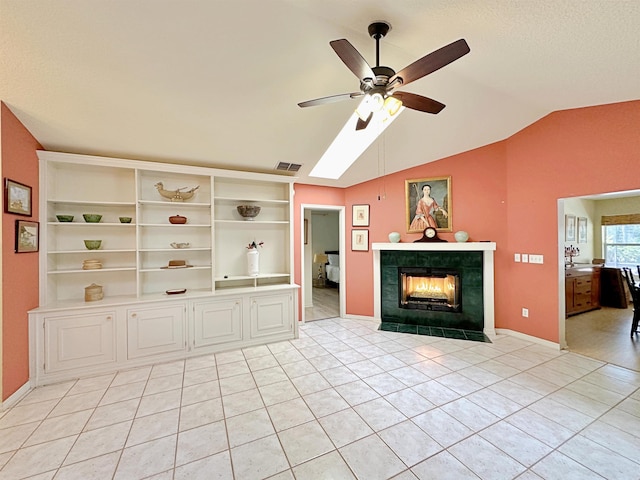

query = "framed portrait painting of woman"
[405, 176, 452, 233]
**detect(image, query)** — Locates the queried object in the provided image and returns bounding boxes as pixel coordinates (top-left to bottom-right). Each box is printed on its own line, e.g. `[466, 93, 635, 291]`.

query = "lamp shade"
[313, 253, 329, 264]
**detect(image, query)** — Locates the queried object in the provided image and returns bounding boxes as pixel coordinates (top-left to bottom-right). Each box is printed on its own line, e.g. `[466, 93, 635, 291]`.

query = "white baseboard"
[495, 328, 561, 350]
[1, 380, 32, 411]
[343, 314, 378, 323]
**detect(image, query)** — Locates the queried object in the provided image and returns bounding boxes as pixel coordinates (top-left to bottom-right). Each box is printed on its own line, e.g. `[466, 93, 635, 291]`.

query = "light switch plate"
[530, 254, 544, 264]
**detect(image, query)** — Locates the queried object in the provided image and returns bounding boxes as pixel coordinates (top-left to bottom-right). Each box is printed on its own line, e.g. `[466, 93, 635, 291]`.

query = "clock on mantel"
[414, 227, 447, 243]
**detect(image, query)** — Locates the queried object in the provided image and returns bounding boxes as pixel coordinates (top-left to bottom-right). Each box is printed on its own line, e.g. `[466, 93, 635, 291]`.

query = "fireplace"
[372, 242, 496, 337]
[399, 267, 461, 313]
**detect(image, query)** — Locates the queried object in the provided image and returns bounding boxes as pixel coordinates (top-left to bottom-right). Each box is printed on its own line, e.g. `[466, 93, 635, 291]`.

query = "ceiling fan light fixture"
[383, 96, 402, 117]
[355, 92, 384, 121]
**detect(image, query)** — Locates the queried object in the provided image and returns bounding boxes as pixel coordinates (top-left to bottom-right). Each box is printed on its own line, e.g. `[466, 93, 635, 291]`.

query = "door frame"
[300, 204, 346, 323]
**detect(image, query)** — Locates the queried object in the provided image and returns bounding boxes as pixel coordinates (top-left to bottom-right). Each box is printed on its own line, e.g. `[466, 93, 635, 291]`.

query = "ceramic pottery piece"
[455, 231, 469, 242]
[83, 214, 102, 223]
[84, 240, 102, 250]
[237, 205, 261, 220]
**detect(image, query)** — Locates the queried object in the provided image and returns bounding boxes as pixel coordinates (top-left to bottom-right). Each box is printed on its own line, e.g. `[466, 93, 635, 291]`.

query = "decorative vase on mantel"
[247, 248, 260, 276]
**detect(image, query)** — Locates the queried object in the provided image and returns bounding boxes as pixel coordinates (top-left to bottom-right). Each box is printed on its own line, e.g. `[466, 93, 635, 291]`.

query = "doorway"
[558, 192, 640, 371]
[301, 204, 346, 322]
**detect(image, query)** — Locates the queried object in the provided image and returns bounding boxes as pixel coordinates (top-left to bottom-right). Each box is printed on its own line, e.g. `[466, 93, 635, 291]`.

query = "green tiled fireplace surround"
[380, 250, 484, 331]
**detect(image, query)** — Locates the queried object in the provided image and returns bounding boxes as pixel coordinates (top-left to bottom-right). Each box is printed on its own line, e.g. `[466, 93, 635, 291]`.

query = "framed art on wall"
[4, 178, 32, 216]
[16, 220, 39, 253]
[405, 176, 451, 233]
[352, 204, 370, 227]
[578, 217, 587, 243]
[565, 214, 576, 242]
[351, 229, 369, 251]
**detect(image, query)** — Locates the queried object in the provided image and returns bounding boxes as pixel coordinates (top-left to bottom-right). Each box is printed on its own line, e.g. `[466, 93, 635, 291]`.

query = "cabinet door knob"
[106, 316, 112, 321]
[131, 313, 137, 318]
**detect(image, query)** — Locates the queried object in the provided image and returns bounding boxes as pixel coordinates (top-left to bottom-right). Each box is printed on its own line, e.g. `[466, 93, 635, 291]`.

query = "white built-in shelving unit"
[30, 151, 298, 386]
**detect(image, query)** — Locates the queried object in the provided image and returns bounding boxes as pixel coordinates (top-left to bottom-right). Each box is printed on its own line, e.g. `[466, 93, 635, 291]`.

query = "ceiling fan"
[299, 22, 470, 130]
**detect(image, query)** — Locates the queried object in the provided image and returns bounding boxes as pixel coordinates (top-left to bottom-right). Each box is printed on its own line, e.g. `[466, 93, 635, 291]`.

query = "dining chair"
[621, 268, 640, 337]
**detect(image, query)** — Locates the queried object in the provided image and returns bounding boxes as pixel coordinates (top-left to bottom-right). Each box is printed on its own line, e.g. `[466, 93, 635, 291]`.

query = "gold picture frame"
[405, 176, 452, 233]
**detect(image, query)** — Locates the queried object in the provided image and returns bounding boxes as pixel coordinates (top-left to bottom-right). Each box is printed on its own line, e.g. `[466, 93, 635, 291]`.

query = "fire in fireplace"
[399, 267, 461, 313]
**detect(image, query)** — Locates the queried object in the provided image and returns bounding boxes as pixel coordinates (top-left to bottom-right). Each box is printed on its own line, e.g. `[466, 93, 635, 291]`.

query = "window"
[603, 223, 640, 267]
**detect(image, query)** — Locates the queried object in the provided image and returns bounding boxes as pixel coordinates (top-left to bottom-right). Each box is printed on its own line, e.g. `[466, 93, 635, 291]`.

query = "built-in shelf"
[38, 150, 295, 306]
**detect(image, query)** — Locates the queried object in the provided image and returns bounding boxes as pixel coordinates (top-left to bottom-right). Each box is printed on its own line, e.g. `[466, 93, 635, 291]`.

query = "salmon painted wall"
[503, 100, 640, 341]
[1, 103, 41, 400]
[293, 99, 639, 343]
[343, 142, 509, 318]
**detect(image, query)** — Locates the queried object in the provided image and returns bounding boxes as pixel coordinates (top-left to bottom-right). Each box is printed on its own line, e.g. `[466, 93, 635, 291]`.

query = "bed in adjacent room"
[325, 251, 340, 288]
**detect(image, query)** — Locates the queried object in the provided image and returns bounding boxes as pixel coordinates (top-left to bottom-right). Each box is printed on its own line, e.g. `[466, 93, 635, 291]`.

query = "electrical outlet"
[521, 254, 529, 263]
[514, 253, 521, 262]
[522, 308, 529, 318]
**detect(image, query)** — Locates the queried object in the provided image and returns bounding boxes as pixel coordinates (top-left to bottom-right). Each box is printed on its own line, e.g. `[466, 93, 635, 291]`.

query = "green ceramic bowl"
[83, 214, 102, 223]
[119, 217, 132, 223]
[56, 215, 74, 222]
[84, 240, 102, 250]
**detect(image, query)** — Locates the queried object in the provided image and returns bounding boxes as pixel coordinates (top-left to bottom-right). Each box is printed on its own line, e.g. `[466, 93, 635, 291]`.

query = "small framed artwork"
[578, 217, 588, 243]
[565, 214, 576, 242]
[352, 204, 370, 227]
[304, 219, 309, 245]
[4, 178, 32, 216]
[351, 229, 369, 251]
[16, 220, 39, 253]
[405, 176, 452, 233]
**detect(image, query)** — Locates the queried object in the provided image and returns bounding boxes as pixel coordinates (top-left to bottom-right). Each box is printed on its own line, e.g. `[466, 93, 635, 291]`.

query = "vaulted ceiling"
[2, 1, 639, 187]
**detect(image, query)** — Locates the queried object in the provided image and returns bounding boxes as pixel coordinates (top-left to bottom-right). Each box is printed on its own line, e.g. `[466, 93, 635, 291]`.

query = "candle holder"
[565, 244, 580, 267]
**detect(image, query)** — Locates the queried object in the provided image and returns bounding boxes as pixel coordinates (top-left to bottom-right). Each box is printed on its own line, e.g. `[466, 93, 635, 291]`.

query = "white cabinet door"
[127, 304, 186, 359]
[249, 292, 293, 339]
[44, 310, 117, 373]
[192, 298, 242, 348]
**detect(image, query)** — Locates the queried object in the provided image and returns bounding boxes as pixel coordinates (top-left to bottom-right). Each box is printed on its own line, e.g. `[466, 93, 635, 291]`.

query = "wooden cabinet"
[249, 292, 294, 339]
[566, 266, 601, 316]
[127, 304, 187, 359]
[30, 286, 297, 385]
[43, 309, 117, 373]
[192, 298, 243, 348]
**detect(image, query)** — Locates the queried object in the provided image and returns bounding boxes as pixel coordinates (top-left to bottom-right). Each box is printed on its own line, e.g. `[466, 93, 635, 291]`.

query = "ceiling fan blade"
[298, 92, 362, 108]
[355, 112, 373, 131]
[393, 92, 445, 114]
[330, 39, 376, 81]
[389, 39, 470, 87]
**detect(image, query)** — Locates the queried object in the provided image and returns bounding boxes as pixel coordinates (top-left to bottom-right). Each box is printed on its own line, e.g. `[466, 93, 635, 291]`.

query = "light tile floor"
[1, 317, 639, 479]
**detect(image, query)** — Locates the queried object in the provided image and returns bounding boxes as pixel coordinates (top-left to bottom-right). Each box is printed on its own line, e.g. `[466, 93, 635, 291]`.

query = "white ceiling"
[1, 1, 639, 187]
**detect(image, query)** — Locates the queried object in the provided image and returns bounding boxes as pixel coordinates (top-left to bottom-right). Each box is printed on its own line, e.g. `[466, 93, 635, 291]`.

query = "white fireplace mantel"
[372, 242, 497, 337]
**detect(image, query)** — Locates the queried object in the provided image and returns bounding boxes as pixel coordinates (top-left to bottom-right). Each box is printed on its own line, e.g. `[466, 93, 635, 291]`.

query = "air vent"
[275, 162, 302, 172]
